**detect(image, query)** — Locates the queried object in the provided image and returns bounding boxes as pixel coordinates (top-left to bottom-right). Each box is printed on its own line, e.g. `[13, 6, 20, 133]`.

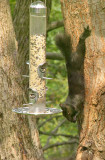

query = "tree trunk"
[60, 0, 105, 159]
[0, 0, 44, 159]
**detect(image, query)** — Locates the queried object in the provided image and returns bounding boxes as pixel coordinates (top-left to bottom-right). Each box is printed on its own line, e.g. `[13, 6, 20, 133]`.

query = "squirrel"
[55, 26, 91, 122]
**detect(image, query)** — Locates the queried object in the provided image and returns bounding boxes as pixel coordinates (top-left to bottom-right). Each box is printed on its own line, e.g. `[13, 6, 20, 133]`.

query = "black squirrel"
[55, 26, 91, 122]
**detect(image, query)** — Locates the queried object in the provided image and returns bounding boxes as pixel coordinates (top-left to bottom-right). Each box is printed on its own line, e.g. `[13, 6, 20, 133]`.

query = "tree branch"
[53, 119, 66, 132]
[43, 140, 78, 151]
[39, 130, 79, 139]
[38, 115, 61, 128]
[46, 52, 64, 60]
[47, 20, 64, 32]
[45, 119, 66, 146]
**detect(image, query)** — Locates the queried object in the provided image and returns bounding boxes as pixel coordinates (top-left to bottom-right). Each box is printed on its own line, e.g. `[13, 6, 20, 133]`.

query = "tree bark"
[13, 0, 31, 76]
[0, 0, 44, 159]
[60, 0, 105, 159]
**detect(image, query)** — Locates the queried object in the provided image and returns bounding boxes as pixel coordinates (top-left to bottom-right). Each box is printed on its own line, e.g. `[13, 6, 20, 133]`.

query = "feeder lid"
[12, 107, 62, 118]
[30, 1, 46, 9]
[30, 1, 46, 15]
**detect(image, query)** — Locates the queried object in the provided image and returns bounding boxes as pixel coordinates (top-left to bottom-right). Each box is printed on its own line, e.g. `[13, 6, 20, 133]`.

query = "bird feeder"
[12, 1, 62, 117]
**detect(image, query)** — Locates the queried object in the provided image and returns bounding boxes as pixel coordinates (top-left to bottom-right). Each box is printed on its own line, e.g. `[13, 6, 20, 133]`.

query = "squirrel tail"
[55, 33, 72, 62]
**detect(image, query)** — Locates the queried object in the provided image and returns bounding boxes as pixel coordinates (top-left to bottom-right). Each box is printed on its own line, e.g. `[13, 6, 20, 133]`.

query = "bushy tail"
[55, 33, 72, 64]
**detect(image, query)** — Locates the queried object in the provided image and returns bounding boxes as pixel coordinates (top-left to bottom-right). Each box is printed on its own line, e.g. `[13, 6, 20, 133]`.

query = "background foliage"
[9, 0, 78, 159]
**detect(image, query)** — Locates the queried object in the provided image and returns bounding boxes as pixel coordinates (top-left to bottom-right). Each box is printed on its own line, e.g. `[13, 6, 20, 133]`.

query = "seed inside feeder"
[29, 34, 46, 111]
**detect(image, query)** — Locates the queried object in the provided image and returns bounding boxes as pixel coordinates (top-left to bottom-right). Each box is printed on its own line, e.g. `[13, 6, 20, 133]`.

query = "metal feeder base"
[12, 107, 62, 117]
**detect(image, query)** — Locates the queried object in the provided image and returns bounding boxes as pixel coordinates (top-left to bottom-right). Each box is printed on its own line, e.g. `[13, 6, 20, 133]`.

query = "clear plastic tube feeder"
[12, 1, 62, 117]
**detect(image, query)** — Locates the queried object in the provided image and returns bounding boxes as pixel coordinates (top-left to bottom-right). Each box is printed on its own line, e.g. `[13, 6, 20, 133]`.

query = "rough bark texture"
[13, 0, 31, 77]
[60, 0, 105, 159]
[0, 0, 44, 159]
